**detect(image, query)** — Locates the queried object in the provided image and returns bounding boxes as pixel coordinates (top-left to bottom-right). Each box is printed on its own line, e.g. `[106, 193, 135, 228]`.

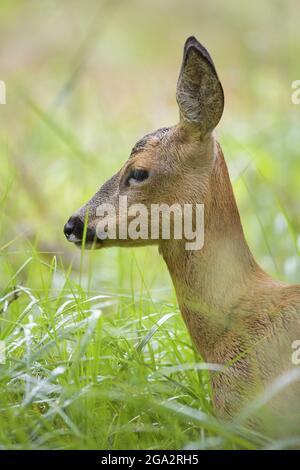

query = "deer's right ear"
[176, 36, 224, 137]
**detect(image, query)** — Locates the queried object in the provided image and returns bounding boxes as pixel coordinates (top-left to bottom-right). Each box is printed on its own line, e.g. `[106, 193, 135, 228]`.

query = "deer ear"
[176, 36, 224, 136]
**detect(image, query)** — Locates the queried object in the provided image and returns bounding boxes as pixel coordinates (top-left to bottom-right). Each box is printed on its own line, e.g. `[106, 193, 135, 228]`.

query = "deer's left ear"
[176, 36, 224, 136]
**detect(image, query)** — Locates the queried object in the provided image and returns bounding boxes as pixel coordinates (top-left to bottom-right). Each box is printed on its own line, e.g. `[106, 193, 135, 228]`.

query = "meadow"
[0, 0, 300, 449]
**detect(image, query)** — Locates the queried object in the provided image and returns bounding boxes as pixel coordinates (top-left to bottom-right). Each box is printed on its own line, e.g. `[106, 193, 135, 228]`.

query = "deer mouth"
[73, 239, 103, 250]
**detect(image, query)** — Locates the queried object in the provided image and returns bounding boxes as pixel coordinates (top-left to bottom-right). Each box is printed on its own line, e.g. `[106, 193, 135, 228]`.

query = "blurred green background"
[0, 0, 300, 450]
[1, 0, 300, 289]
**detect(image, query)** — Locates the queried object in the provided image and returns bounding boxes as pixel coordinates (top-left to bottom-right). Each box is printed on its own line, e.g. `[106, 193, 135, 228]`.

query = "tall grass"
[1, 252, 300, 450]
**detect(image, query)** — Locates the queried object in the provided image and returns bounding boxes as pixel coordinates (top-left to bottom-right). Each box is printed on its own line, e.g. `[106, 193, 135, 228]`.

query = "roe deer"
[64, 37, 300, 429]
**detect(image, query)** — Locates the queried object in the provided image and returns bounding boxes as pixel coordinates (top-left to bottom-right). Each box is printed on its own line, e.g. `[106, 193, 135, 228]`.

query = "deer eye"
[127, 169, 149, 185]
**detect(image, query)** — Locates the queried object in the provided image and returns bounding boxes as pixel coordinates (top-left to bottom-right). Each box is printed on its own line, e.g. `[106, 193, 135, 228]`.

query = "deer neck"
[160, 141, 264, 358]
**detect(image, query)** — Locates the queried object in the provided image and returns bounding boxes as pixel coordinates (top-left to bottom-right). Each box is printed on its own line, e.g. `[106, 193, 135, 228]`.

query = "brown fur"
[160, 143, 300, 421]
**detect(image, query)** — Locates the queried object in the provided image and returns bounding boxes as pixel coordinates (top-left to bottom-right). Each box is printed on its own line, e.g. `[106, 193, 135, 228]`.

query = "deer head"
[64, 36, 224, 250]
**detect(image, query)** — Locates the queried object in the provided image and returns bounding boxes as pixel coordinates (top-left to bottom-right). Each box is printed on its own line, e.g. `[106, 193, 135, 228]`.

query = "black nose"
[64, 218, 75, 238]
[64, 216, 84, 240]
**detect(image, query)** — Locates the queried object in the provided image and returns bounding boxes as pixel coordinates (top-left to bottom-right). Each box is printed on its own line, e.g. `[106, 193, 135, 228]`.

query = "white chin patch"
[68, 234, 81, 243]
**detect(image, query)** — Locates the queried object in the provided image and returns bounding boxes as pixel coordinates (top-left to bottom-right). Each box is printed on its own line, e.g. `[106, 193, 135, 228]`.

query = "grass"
[1, 251, 300, 450]
[1, 0, 300, 450]
[0, 261, 264, 450]
[0, 256, 230, 450]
